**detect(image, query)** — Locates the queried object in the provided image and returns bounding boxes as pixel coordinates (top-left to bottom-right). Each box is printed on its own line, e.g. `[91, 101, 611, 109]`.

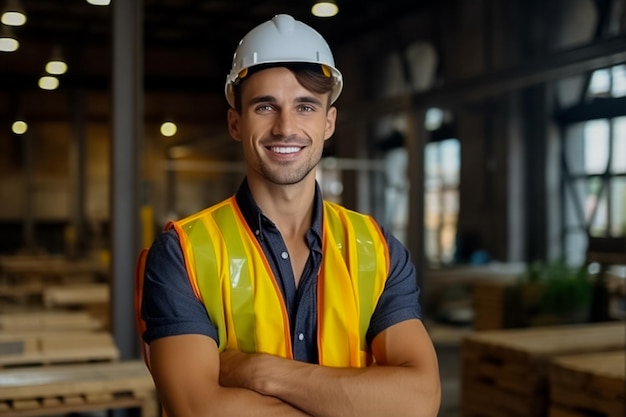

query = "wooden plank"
[0, 256, 108, 277]
[63, 395, 85, 406]
[0, 331, 119, 367]
[41, 332, 116, 352]
[41, 397, 62, 408]
[42, 283, 109, 307]
[85, 392, 114, 403]
[11, 399, 40, 411]
[0, 283, 45, 298]
[0, 311, 103, 331]
[0, 334, 38, 356]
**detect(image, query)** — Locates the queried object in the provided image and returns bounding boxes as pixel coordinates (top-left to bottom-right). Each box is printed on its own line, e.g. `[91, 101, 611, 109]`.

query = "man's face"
[227, 67, 336, 187]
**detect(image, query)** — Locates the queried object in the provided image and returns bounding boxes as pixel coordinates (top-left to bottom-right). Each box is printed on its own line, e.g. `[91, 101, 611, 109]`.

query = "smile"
[269, 146, 302, 154]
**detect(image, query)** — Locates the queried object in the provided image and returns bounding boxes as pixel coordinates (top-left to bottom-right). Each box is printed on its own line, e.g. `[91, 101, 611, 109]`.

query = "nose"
[271, 110, 297, 137]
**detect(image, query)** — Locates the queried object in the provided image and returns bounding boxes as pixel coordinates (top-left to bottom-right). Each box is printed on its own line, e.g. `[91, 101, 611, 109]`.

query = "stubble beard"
[259, 147, 323, 186]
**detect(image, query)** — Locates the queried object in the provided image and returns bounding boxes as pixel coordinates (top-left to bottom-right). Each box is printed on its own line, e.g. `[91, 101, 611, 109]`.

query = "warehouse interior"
[0, 0, 625, 416]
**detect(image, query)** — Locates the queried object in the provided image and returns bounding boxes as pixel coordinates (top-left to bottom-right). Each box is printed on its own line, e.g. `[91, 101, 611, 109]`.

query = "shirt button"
[298, 333, 304, 341]
[281, 251, 289, 259]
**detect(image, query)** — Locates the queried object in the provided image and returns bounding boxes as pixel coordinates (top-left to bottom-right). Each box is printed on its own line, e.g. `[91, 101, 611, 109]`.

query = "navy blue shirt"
[142, 179, 422, 364]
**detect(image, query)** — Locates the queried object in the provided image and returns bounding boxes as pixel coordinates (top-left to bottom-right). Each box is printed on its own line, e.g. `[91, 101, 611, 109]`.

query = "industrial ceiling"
[1, 0, 439, 97]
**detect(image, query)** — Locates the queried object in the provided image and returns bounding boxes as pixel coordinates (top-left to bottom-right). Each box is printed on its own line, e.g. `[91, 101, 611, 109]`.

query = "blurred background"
[0, 1, 624, 416]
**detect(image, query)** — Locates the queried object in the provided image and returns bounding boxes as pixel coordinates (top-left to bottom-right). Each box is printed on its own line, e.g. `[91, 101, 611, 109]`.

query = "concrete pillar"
[111, 0, 143, 361]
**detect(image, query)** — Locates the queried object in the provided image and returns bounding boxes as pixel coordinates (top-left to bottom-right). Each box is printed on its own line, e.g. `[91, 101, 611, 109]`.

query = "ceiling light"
[86, 0, 111, 5]
[0, 25, 18, 52]
[1, 0, 26, 26]
[160, 121, 177, 137]
[38, 75, 59, 90]
[312, 0, 338, 17]
[45, 46, 67, 75]
[46, 60, 67, 75]
[12, 120, 27, 134]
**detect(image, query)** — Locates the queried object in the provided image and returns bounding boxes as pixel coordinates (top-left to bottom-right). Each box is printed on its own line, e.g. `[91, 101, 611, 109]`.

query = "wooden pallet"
[0, 331, 119, 367]
[549, 350, 625, 417]
[0, 360, 157, 417]
[461, 322, 626, 417]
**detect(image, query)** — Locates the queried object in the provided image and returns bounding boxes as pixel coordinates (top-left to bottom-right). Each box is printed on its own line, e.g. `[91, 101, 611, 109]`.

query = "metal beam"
[555, 97, 626, 123]
[339, 35, 626, 122]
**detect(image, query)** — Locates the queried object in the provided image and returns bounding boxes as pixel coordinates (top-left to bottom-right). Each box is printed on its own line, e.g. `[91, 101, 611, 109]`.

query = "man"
[141, 13, 440, 417]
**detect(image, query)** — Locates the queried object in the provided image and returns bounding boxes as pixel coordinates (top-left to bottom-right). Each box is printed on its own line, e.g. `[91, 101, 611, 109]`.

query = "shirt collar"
[234, 177, 324, 243]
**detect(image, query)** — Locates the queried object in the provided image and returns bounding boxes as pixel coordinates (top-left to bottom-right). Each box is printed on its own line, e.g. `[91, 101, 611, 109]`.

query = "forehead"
[241, 67, 316, 99]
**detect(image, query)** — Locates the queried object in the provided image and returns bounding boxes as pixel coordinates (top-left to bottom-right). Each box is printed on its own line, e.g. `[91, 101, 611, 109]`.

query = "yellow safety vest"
[168, 197, 389, 367]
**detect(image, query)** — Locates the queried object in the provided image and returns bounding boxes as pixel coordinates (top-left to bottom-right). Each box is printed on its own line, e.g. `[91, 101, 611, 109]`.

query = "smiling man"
[140, 14, 441, 417]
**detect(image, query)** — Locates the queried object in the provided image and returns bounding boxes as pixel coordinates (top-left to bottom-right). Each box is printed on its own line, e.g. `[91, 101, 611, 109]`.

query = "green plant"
[518, 260, 592, 316]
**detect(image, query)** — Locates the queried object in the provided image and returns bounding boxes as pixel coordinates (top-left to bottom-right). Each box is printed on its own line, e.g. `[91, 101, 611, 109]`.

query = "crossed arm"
[148, 319, 441, 417]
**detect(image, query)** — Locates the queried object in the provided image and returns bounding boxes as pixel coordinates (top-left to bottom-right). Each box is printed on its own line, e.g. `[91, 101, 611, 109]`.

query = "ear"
[227, 108, 242, 142]
[324, 106, 337, 141]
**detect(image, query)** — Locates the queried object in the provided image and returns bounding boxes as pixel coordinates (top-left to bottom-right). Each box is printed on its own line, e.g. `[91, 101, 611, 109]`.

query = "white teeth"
[270, 146, 301, 154]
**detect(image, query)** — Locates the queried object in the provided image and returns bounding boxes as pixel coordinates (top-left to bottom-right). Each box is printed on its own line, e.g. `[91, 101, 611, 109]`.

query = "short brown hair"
[232, 63, 336, 112]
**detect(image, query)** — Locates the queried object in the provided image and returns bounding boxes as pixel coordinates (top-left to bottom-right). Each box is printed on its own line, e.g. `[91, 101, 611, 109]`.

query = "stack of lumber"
[461, 322, 625, 417]
[0, 255, 108, 313]
[0, 254, 111, 328]
[42, 283, 110, 329]
[549, 350, 625, 417]
[0, 311, 118, 367]
[0, 309, 158, 416]
[0, 360, 157, 417]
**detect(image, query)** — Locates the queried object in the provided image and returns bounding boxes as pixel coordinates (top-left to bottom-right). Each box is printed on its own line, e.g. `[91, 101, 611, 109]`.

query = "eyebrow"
[248, 95, 276, 106]
[247, 95, 324, 107]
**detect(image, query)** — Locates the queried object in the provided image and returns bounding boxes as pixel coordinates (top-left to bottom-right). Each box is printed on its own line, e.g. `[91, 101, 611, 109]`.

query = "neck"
[248, 176, 316, 239]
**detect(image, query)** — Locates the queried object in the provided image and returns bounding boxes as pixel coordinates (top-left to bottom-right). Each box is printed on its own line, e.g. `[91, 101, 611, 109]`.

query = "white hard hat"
[224, 14, 343, 108]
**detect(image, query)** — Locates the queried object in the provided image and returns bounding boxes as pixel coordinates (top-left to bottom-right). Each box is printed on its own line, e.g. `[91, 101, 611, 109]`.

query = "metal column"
[112, 0, 143, 360]
[405, 108, 426, 293]
[69, 89, 87, 258]
[21, 132, 35, 252]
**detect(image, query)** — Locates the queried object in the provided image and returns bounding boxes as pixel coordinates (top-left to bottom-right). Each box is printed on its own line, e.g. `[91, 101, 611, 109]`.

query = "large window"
[562, 65, 626, 265]
[424, 138, 460, 265]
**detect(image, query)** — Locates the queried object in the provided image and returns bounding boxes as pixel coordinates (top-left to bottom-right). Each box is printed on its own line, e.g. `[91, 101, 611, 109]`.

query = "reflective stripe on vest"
[170, 197, 389, 367]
